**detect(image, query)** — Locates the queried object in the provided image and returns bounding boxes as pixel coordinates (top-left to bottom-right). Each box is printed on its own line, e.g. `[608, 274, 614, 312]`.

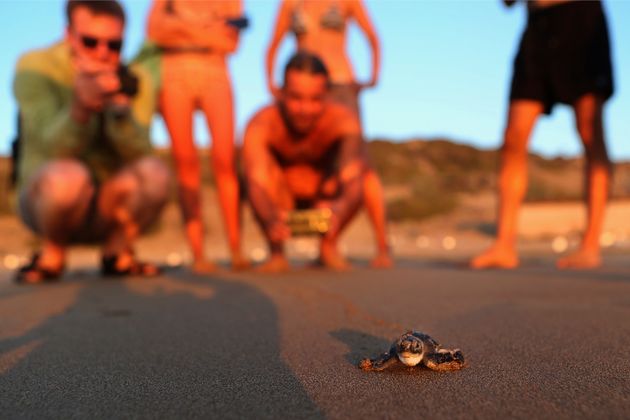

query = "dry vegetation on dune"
[2, 138, 630, 221]
[368, 139, 630, 221]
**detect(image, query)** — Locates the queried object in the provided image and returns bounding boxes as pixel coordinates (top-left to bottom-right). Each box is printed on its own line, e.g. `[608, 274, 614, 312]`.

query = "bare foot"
[469, 245, 519, 269]
[192, 259, 218, 274]
[320, 243, 351, 271]
[370, 252, 394, 269]
[556, 248, 601, 269]
[257, 255, 290, 273]
[231, 253, 251, 271]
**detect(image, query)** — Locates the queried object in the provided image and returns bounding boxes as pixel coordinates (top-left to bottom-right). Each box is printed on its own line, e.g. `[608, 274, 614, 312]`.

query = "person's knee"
[576, 119, 597, 145]
[110, 170, 142, 201]
[172, 150, 201, 184]
[500, 135, 528, 160]
[212, 150, 235, 177]
[584, 142, 610, 168]
[362, 169, 383, 195]
[36, 160, 93, 210]
[135, 157, 171, 205]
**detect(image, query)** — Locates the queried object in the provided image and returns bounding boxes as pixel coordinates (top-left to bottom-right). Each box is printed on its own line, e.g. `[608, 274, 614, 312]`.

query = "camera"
[117, 65, 139, 98]
[286, 208, 332, 236]
[226, 16, 250, 30]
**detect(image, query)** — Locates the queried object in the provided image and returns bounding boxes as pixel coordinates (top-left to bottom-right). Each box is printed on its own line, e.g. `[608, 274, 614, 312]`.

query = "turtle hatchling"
[359, 331, 466, 372]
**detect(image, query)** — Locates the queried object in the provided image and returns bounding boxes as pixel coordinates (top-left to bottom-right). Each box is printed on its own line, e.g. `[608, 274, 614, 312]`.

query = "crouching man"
[244, 52, 388, 272]
[13, 0, 169, 283]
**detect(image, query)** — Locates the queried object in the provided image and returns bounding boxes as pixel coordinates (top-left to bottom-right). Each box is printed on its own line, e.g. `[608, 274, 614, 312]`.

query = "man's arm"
[329, 129, 365, 236]
[13, 69, 94, 157]
[243, 114, 285, 233]
[102, 65, 155, 161]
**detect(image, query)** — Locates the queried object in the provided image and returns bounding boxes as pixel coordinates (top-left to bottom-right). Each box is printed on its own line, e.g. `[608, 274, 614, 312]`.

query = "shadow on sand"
[0, 271, 322, 418]
[329, 328, 390, 366]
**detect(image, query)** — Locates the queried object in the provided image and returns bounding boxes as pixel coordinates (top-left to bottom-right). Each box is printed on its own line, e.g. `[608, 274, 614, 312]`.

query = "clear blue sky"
[0, 0, 628, 159]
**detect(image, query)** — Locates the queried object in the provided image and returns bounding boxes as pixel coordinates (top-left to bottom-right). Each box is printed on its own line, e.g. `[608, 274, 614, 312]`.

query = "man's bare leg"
[318, 192, 363, 270]
[470, 100, 543, 269]
[98, 157, 169, 274]
[18, 160, 94, 281]
[363, 169, 393, 268]
[557, 95, 610, 269]
[248, 165, 293, 273]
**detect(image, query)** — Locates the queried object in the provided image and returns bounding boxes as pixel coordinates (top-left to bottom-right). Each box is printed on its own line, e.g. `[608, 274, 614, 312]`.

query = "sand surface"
[1, 192, 630, 417]
[1, 262, 630, 418]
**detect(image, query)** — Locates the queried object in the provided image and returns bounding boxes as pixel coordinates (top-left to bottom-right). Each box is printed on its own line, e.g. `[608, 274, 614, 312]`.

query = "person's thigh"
[95, 157, 170, 233]
[503, 100, 544, 149]
[159, 60, 198, 167]
[198, 69, 235, 172]
[18, 159, 94, 235]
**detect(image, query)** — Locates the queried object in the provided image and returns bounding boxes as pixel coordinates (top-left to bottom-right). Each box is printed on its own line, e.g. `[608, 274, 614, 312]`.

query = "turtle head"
[396, 334, 424, 366]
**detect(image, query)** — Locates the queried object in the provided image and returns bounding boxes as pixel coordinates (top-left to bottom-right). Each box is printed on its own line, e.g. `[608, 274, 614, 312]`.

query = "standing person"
[471, 0, 614, 269]
[147, 0, 248, 272]
[13, 0, 170, 283]
[265, 0, 391, 268]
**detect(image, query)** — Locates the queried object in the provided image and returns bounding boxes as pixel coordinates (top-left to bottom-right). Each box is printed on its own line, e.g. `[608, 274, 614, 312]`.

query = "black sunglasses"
[80, 35, 123, 52]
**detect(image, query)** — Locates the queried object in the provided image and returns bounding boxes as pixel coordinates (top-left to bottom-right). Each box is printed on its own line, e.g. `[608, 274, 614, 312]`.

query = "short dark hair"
[283, 51, 330, 87]
[66, 0, 126, 25]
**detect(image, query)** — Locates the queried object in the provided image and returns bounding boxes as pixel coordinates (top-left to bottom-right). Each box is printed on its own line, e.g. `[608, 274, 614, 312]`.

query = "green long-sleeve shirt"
[13, 41, 157, 188]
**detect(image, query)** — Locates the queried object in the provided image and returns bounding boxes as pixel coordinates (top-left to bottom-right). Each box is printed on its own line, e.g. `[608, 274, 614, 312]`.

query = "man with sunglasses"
[12, 0, 170, 283]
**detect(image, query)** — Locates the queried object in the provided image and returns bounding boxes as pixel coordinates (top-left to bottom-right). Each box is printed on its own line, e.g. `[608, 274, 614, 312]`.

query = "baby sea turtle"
[359, 331, 466, 372]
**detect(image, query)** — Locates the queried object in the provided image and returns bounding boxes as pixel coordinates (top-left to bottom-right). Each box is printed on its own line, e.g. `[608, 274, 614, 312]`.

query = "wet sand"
[1, 260, 630, 418]
[1, 191, 630, 418]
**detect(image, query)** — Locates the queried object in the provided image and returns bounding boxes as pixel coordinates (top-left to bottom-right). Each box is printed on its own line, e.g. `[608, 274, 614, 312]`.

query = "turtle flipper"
[424, 348, 465, 371]
[359, 347, 399, 371]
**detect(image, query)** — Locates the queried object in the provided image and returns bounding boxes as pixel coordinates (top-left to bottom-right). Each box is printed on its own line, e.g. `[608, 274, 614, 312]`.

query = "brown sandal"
[101, 254, 161, 278]
[14, 254, 64, 284]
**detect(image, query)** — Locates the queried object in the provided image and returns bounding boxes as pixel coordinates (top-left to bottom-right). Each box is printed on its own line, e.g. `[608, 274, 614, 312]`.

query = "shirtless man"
[244, 52, 386, 271]
[470, 0, 614, 269]
[265, 0, 391, 269]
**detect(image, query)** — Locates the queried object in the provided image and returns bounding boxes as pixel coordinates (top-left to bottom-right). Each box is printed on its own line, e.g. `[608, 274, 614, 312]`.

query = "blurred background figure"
[470, 0, 614, 270]
[244, 52, 371, 272]
[147, 0, 248, 273]
[13, 0, 169, 283]
[266, 0, 391, 268]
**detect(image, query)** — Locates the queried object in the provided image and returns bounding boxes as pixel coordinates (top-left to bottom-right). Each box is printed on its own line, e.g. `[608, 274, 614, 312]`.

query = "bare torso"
[265, 103, 355, 164]
[148, 0, 241, 70]
[246, 102, 361, 198]
[288, 0, 355, 84]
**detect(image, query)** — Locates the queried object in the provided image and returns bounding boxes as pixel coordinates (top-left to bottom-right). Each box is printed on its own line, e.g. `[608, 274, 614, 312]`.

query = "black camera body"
[117, 65, 139, 98]
[226, 16, 250, 30]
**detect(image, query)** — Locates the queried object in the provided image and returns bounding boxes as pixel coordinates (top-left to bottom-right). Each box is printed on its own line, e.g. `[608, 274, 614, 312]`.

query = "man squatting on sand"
[13, 0, 169, 283]
[266, 0, 391, 269]
[243, 52, 389, 272]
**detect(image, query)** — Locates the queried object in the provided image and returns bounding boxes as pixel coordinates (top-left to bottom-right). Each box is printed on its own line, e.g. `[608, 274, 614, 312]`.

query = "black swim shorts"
[509, 0, 614, 114]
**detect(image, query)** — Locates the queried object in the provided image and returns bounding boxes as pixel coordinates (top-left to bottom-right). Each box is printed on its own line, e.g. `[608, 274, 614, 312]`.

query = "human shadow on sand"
[0, 272, 322, 419]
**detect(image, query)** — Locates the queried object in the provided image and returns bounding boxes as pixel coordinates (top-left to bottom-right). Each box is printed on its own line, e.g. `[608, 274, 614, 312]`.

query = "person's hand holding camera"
[71, 57, 133, 123]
